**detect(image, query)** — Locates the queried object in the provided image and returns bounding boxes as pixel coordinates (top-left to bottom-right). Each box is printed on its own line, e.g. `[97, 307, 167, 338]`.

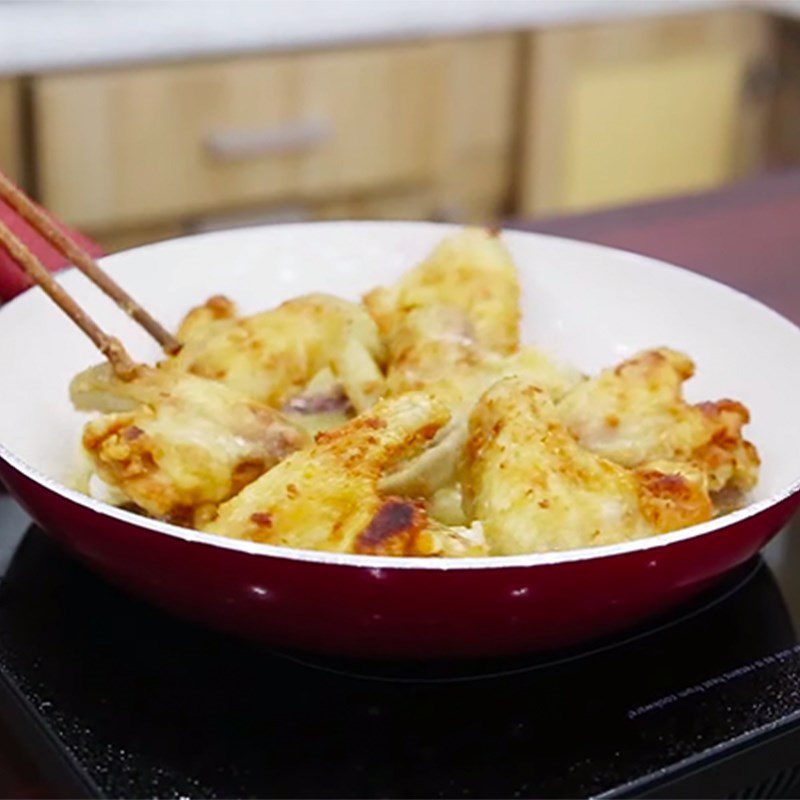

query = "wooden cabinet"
[33, 43, 452, 231]
[0, 12, 789, 247]
[435, 35, 519, 222]
[0, 81, 24, 186]
[33, 35, 520, 237]
[771, 17, 800, 167]
[519, 11, 775, 216]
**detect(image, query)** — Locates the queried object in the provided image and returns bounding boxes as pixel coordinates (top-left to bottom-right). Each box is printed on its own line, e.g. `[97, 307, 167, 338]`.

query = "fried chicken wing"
[66, 225, 761, 560]
[364, 226, 580, 409]
[465, 378, 713, 555]
[365, 228, 553, 401]
[74, 364, 308, 526]
[366, 229, 581, 514]
[170, 292, 385, 413]
[365, 227, 520, 358]
[557, 349, 759, 502]
[378, 344, 581, 515]
[205, 392, 486, 557]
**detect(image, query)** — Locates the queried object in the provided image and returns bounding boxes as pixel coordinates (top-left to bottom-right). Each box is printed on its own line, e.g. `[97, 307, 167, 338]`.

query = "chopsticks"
[0, 175, 181, 380]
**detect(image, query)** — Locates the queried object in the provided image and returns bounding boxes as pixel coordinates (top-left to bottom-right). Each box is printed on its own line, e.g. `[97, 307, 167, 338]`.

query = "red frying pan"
[0, 201, 798, 659]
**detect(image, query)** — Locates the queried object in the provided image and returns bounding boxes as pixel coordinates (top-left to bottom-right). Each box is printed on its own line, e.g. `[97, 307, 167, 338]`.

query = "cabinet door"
[519, 11, 774, 216]
[33, 43, 448, 230]
[771, 18, 800, 167]
[0, 81, 24, 186]
[435, 34, 520, 223]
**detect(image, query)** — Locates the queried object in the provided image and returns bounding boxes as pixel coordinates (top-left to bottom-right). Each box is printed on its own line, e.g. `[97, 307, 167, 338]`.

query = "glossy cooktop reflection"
[0, 497, 798, 798]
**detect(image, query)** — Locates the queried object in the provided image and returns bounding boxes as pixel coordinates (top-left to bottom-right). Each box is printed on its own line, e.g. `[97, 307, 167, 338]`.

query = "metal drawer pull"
[205, 119, 333, 161]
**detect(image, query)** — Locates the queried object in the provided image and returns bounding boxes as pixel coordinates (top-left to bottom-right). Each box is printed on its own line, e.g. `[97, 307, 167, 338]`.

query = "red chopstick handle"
[0, 192, 104, 303]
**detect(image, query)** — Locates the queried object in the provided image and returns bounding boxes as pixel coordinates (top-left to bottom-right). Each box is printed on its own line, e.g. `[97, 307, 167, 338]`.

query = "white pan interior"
[0, 221, 798, 568]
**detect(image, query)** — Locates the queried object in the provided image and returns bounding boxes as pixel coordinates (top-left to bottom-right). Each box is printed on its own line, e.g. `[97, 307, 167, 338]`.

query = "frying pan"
[0, 222, 798, 658]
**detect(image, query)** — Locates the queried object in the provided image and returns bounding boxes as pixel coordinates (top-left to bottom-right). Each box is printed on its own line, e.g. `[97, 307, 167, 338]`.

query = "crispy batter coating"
[366, 229, 581, 511]
[379, 344, 582, 508]
[363, 227, 581, 407]
[77, 365, 308, 526]
[69, 227, 762, 557]
[465, 378, 713, 555]
[205, 392, 486, 557]
[557, 348, 760, 500]
[365, 227, 520, 357]
[170, 293, 385, 412]
[692, 400, 760, 504]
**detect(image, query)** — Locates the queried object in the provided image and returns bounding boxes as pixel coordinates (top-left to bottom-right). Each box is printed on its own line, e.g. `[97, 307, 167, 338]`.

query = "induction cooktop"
[0, 494, 799, 799]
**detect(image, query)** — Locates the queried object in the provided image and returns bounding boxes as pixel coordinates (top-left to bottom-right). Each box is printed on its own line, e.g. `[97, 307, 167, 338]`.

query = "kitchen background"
[1, 0, 799, 253]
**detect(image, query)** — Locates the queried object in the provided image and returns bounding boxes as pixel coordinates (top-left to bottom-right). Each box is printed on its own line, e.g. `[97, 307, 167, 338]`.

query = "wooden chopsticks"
[0, 175, 181, 380]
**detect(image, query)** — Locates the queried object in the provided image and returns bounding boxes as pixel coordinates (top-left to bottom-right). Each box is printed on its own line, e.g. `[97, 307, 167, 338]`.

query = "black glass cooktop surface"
[0, 495, 799, 799]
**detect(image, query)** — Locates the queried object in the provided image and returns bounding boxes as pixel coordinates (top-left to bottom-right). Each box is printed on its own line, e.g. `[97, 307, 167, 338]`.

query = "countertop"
[1, 0, 798, 76]
[511, 170, 800, 325]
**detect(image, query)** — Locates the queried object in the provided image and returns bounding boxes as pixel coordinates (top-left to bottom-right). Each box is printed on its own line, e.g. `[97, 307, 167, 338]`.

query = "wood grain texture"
[435, 34, 520, 223]
[0, 81, 24, 187]
[770, 18, 800, 167]
[33, 43, 449, 229]
[518, 10, 775, 216]
[33, 35, 520, 233]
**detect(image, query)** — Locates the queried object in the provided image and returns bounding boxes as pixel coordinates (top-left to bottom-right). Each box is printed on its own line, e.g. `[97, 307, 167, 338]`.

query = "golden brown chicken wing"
[556, 349, 759, 504]
[74, 364, 308, 526]
[464, 377, 713, 555]
[361, 230, 580, 526]
[205, 391, 486, 556]
[365, 227, 520, 357]
[378, 343, 582, 513]
[365, 228, 579, 396]
[170, 292, 385, 414]
[66, 225, 762, 560]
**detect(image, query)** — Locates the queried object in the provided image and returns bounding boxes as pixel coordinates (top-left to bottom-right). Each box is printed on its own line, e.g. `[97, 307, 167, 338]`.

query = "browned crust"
[355, 498, 429, 556]
[613, 349, 694, 381]
[204, 295, 237, 319]
[636, 469, 713, 533]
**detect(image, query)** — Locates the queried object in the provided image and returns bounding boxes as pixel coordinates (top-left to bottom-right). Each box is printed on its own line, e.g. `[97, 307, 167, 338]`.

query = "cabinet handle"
[205, 119, 333, 161]
[743, 60, 780, 102]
